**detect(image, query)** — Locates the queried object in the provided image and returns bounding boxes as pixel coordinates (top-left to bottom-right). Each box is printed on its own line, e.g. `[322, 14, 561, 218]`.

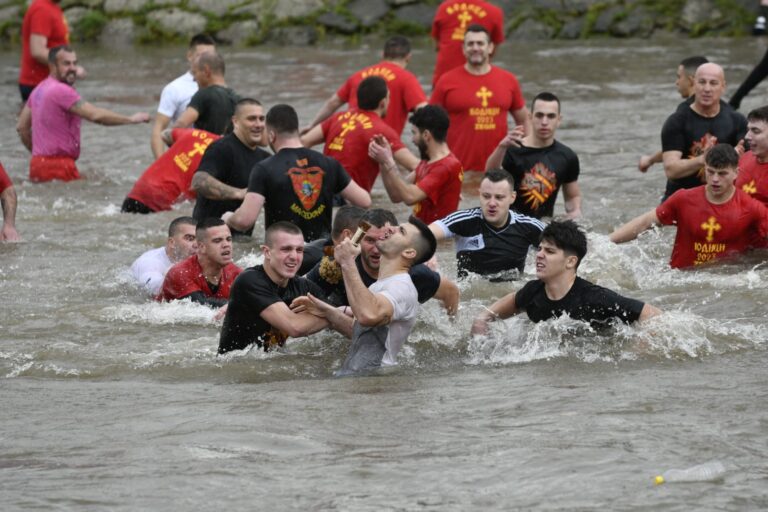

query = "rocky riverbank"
[0, 0, 760, 47]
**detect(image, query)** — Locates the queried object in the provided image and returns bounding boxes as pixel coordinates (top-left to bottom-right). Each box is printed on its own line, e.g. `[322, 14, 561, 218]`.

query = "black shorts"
[121, 197, 153, 214]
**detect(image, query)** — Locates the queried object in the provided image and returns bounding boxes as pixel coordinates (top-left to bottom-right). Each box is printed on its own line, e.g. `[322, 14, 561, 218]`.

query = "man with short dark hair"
[611, 144, 768, 268]
[16, 45, 150, 182]
[660, 63, 747, 202]
[430, 168, 544, 280]
[171, 52, 239, 136]
[294, 215, 439, 374]
[131, 216, 198, 295]
[486, 92, 581, 219]
[217, 221, 330, 354]
[471, 220, 661, 335]
[736, 105, 768, 208]
[192, 98, 270, 235]
[301, 76, 418, 192]
[638, 56, 709, 173]
[159, 217, 242, 307]
[303, 35, 427, 136]
[369, 104, 463, 224]
[150, 33, 216, 159]
[431, 25, 530, 173]
[223, 104, 371, 241]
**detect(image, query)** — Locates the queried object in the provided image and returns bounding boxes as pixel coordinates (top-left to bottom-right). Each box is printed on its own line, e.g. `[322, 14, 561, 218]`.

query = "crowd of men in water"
[6, 0, 768, 374]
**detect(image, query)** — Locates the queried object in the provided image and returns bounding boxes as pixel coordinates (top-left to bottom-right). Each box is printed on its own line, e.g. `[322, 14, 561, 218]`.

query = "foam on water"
[101, 300, 218, 325]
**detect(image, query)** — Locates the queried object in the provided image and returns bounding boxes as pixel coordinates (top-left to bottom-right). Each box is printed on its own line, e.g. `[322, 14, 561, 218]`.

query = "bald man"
[660, 62, 747, 202]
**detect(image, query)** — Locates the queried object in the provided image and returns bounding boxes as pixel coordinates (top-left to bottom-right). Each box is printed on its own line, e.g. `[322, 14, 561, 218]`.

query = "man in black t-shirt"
[430, 169, 545, 281]
[192, 98, 270, 236]
[471, 220, 661, 335]
[305, 208, 459, 315]
[217, 221, 330, 354]
[170, 52, 239, 136]
[660, 62, 747, 202]
[223, 104, 371, 241]
[486, 92, 581, 219]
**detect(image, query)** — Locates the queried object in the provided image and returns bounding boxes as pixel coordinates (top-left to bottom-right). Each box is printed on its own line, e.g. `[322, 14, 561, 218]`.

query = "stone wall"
[0, 0, 759, 47]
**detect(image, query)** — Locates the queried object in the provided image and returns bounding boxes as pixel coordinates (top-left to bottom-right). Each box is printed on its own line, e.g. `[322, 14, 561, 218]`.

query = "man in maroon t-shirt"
[303, 36, 427, 136]
[301, 76, 419, 192]
[160, 217, 242, 310]
[369, 105, 464, 224]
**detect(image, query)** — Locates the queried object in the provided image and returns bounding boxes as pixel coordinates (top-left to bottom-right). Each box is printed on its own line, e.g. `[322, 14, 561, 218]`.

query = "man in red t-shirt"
[160, 218, 242, 310]
[431, 24, 530, 173]
[302, 76, 419, 192]
[431, 0, 504, 87]
[303, 36, 427, 136]
[0, 162, 20, 241]
[369, 105, 464, 224]
[610, 144, 768, 268]
[18, 0, 83, 101]
[737, 105, 768, 206]
[122, 128, 221, 214]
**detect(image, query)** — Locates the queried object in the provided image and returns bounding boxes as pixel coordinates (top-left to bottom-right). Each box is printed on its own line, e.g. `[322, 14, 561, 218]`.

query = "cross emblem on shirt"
[457, 11, 473, 28]
[701, 216, 721, 242]
[743, 180, 757, 195]
[476, 86, 493, 107]
[340, 120, 357, 137]
[187, 142, 207, 157]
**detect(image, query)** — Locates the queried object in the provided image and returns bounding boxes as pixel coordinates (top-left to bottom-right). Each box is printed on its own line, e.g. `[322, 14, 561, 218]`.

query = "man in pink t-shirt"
[17, 45, 150, 182]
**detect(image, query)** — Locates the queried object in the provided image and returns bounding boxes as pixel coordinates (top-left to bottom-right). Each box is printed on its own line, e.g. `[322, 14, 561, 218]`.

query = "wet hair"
[747, 105, 768, 124]
[196, 217, 228, 241]
[531, 91, 561, 113]
[407, 215, 437, 266]
[196, 51, 225, 75]
[332, 205, 366, 240]
[189, 33, 216, 48]
[234, 97, 262, 115]
[357, 76, 389, 111]
[48, 45, 74, 64]
[540, 220, 588, 269]
[704, 143, 739, 170]
[409, 105, 449, 143]
[266, 104, 299, 135]
[361, 208, 398, 229]
[383, 35, 411, 59]
[265, 221, 303, 246]
[465, 24, 490, 42]
[168, 216, 196, 238]
[680, 55, 709, 77]
[483, 168, 516, 190]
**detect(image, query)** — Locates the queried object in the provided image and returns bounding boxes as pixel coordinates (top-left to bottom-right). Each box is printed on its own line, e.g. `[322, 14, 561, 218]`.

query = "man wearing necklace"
[159, 217, 241, 308]
[471, 220, 660, 335]
[660, 63, 747, 202]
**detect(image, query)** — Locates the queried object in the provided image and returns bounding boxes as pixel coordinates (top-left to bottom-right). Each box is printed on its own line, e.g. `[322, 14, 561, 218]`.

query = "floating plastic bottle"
[654, 460, 726, 485]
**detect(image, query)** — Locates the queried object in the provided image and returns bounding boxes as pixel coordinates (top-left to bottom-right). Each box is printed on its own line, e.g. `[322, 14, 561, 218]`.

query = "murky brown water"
[1, 36, 767, 510]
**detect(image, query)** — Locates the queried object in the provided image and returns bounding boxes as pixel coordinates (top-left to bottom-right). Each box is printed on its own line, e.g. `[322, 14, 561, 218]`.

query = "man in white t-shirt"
[294, 215, 437, 375]
[130, 216, 197, 295]
[150, 34, 216, 159]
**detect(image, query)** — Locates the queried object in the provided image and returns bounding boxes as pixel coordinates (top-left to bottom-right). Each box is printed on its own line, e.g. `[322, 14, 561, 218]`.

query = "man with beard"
[368, 105, 463, 224]
[660, 62, 747, 202]
[217, 221, 330, 355]
[159, 217, 242, 308]
[16, 45, 150, 182]
[301, 76, 418, 193]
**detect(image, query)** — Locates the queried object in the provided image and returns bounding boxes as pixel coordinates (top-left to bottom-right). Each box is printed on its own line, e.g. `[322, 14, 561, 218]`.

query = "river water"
[1, 36, 768, 510]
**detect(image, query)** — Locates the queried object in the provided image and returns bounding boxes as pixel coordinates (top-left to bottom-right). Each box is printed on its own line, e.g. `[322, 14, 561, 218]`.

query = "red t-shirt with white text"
[413, 152, 464, 224]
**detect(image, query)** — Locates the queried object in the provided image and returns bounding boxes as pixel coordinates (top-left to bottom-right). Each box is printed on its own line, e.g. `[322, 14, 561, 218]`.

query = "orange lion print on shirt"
[519, 162, 557, 211]
[287, 160, 325, 211]
[690, 133, 718, 182]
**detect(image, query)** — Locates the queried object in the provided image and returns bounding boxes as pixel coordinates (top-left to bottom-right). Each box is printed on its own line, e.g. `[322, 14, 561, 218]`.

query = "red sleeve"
[384, 125, 405, 152]
[320, 115, 335, 136]
[0, 162, 12, 194]
[416, 161, 452, 203]
[160, 262, 202, 301]
[336, 76, 353, 103]
[401, 73, 427, 111]
[655, 191, 681, 226]
[431, 6, 443, 39]
[430, 78, 447, 106]
[490, 6, 505, 44]
[508, 73, 525, 112]
[29, 7, 57, 37]
[751, 198, 768, 239]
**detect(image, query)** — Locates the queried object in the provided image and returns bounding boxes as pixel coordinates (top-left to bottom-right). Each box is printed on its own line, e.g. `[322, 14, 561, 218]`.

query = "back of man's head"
[197, 51, 225, 76]
[265, 220, 303, 247]
[332, 205, 366, 240]
[409, 105, 450, 143]
[407, 215, 437, 266]
[189, 33, 216, 48]
[196, 217, 226, 241]
[362, 208, 398, 229]
[168, 216, 196, 238]
[540, 220, 587, 269]
[266, 104, 299, 135]
[747, 105, 768, 124]
[383, 35, 411, 59]
[704, 143, 739, 170]
[357, 76, 389, 111]
[680, 55, 709, 77]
